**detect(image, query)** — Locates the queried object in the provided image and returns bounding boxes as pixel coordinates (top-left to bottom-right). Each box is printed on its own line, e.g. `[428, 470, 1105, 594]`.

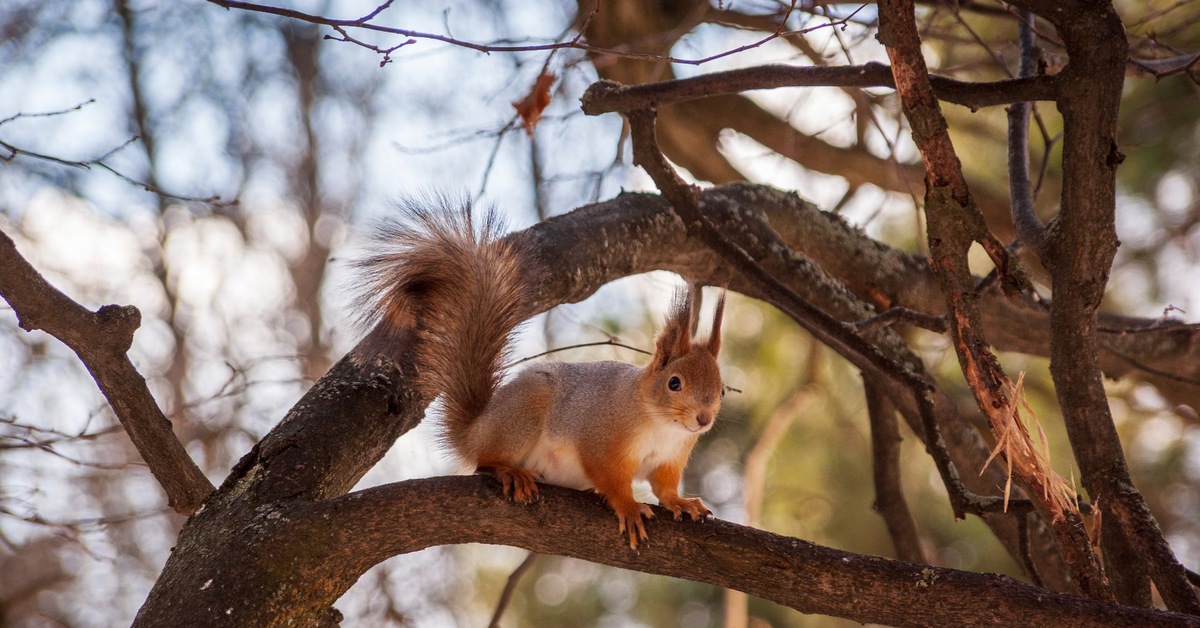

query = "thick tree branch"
[332, 479, 1200, 626]
[744, 187, 1200, 416]
[0, 228, 213, 515]
[1007, 3, 1141, 608]
[142, 477, 1200, 627]
[221, 351, 422, 503]
[581, 63, 1060, 115]
[576, 0, 1027, 243]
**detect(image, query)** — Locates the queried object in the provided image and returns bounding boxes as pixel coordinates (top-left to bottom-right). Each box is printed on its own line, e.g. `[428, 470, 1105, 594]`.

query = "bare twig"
[509, 339, 652, 367]
[0, 135, 229, 206]
[865, 381, 927, 564]
[0, 504, 166, 530]
[1017, 513, 1045, 587]
[1007, 8, 1047, 258]
[855, 307, 948, 333]
[488, 552, 538, 628]
[0, 415, 122, 450]
[0, 99, 97, 125]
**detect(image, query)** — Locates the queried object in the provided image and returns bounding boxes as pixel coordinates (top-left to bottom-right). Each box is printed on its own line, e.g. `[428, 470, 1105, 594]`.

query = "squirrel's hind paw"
[480, 465, 541, 503]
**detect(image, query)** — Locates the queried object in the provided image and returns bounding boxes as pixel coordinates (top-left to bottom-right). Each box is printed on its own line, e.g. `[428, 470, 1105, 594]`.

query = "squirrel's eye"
[720, 387, 726, 398]
[668, 376, 682, 392]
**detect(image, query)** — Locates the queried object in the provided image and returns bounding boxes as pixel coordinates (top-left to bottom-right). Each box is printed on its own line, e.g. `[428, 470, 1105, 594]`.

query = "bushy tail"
[352, 198, 538, 442]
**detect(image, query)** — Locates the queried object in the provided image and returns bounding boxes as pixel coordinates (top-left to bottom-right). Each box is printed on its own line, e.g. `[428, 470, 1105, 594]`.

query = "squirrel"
[353, 200, 725, 550]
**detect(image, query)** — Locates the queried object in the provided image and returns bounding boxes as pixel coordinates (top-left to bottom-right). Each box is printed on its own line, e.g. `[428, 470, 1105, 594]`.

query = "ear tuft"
[650, 283, 696, 369]
[707, 290, 726, 357]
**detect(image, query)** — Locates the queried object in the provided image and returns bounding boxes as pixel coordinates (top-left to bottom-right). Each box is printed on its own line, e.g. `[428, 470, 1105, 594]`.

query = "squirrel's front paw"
[659, 495, 711, 521]
[612, 501, 655, 551]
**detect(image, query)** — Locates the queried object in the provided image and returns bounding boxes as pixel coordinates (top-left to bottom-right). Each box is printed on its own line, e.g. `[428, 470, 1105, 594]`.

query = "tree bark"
[136, 477, 1200, 627]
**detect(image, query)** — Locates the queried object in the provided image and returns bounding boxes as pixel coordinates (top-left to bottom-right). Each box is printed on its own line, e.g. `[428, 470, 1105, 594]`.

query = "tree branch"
[1007, 9, 1048, 258]
[488, 552, 537, 628]
[321, 478, 1200, 626]
[0, 228, 213, 514]
[207, 0, 817, 66]
[581, 63, 1060, 115]
[865, 380, 927, 564]
[727, 386, 811, 627]
[140, 476, 1200, 626]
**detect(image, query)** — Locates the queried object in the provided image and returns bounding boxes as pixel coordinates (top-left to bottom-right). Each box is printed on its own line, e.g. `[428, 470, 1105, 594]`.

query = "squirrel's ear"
[706, 291, 725, 357]
[652, 285, 694, 369]
[651, 325, 680, 370]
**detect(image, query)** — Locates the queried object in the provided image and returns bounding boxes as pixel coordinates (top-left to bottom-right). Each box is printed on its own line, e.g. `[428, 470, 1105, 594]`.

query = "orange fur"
[651, 461, 711, 521]
[579, 434, 648, 549]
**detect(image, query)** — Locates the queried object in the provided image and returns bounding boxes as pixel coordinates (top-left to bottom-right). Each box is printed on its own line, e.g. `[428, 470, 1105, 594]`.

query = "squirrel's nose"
[697, 412, 713, 428]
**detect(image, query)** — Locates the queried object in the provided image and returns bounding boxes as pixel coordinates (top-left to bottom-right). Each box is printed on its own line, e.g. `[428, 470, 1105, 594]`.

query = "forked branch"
[0, 228, 213, 514]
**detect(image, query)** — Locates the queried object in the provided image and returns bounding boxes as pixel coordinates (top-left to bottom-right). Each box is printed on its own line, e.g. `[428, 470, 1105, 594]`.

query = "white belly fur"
[518, 422, 696, 492]
[520, 415, 697, 491]
[521, 438, 592, 490]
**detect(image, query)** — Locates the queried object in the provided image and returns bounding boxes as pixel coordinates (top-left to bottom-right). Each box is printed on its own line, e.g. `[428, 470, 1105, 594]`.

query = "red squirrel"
[354, 202, 725, 549]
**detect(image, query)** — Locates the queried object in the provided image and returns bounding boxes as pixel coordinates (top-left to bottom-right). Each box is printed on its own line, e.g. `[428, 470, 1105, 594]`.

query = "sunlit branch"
[582, 63, 1059, 115]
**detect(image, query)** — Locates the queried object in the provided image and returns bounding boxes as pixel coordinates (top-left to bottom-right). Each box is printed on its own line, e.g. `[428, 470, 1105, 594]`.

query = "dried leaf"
[513, 72, 555, 136]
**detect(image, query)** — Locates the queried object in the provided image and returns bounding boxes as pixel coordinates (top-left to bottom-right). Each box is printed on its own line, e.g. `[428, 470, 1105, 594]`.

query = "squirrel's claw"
[615, 502, 654, 551]
[660, 495, 711, 521]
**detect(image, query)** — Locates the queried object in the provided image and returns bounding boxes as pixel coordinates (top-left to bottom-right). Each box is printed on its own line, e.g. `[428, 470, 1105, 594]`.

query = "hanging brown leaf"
[513, 72, 555, 136]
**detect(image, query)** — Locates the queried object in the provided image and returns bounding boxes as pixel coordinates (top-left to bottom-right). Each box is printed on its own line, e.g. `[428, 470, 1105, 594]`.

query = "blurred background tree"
[1, 0, 1198, 626]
